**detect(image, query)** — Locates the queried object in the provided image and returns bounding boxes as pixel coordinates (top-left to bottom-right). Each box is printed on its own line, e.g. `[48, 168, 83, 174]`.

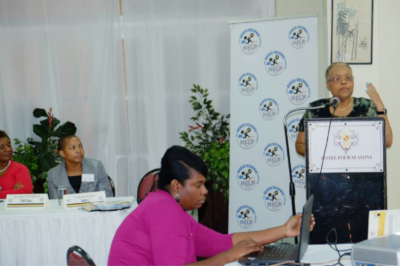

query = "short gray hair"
[325, 62, 352, 80]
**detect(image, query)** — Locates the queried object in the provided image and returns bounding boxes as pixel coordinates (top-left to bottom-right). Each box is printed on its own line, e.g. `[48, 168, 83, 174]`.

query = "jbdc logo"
[289, 25, 309, 49]
[263, 186, 286, 211]
[236, 123, 258, 149]
[236, 164, 260, 190]
[264, 51, 287, 76]
[286, 78, 310, 105]
[239, 28, 261, 54]
[292, 165, 306, 188]
[236, 205, 257, 229]
[259, 98, 279, 121]
[287, 117, 301, 142]
[238, 73, 258, 96]
[263, 143, 284, 166]
[333, 130, 359, 155]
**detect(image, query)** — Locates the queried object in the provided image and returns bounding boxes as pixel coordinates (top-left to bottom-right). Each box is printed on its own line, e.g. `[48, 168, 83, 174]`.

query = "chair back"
[137, 168, 160, 204]
[108, 176, 116, 197]
[67, 246, 96, 266]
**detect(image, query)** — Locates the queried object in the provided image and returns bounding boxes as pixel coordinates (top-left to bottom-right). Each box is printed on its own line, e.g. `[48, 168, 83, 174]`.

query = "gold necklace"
[336, 99, 353, 111]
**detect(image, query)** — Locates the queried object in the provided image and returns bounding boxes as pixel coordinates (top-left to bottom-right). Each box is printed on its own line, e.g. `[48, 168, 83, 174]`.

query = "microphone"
[325, 97, 340, 108]
[283, 97, 339, 244]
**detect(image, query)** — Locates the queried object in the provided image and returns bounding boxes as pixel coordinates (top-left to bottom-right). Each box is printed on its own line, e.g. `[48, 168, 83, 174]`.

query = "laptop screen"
[297, 194, 314, 261]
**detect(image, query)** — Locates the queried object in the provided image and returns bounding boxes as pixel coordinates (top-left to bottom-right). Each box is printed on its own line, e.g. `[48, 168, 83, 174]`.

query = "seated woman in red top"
[0, 130, 33, 199]
[108, 146, 316, 265]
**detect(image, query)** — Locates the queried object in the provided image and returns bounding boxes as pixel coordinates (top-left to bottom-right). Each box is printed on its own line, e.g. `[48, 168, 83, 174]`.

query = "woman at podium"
[295, 61, 393, 156]
[294, 62, 393, 244]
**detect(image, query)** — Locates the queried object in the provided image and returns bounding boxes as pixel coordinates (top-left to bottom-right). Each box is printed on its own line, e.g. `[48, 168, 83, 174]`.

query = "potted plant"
[13, 108, 77, 193]
[179, 84, 230, 233]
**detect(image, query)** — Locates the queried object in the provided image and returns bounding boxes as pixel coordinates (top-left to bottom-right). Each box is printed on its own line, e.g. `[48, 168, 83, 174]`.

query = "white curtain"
[0, 0, 275, 197]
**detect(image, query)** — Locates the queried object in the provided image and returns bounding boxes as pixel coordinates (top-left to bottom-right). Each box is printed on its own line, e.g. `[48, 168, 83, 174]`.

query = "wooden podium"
[305, 117, 387, 244]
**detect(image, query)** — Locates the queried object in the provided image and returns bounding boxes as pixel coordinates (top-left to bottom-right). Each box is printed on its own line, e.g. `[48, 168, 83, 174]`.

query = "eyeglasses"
[327, 76, 354, 83]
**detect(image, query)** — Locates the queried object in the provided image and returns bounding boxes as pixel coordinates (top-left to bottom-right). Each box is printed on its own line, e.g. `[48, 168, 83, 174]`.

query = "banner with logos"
[229, 16, 318, 232]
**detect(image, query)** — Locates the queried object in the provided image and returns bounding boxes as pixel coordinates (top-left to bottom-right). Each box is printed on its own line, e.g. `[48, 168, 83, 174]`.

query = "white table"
[302, 244, 353, 265]
[0, 197, 137, 266]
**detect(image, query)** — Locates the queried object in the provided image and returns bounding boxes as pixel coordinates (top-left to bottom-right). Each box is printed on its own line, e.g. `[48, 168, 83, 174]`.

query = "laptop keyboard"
[260, 244, 293, 259]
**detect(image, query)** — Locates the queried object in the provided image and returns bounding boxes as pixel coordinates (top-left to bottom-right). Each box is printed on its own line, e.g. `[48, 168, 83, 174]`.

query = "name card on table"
[5, 194, 49, 209]
[63, 191, 106, 209]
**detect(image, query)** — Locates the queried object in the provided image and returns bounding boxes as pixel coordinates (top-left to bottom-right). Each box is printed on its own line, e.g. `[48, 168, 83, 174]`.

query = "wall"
[377, 0, 400, 209]
[276, 0, 400, 209]
[276, 0, 329, 98]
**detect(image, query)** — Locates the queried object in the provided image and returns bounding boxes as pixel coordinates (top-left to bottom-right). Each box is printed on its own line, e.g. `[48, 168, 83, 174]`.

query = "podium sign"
[307, 119, 384, 173]
[305, 117, 387, 244]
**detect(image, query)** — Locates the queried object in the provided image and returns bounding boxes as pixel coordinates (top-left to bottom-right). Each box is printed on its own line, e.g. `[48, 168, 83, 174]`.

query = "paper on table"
[368, 209, 400, 239]
[79, 200, 132, 212]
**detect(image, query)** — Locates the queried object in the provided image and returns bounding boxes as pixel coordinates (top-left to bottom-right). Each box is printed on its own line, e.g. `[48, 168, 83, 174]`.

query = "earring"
[175, 194, 180, 203]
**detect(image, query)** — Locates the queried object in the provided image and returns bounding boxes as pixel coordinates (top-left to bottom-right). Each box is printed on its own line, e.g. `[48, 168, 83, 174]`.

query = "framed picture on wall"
[331, 0, 373, 64]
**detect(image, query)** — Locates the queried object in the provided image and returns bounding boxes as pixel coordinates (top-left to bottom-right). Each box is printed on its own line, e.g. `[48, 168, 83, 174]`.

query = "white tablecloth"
[302, 244, 353, 265]
[0, 197, 137, 266]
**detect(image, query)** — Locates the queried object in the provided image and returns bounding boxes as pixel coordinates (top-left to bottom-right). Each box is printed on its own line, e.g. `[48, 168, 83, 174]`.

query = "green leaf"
[38, 153, 57, 173]
[31, 163, 38, 171]
[33, 124, 49, 140]
[41, 172, 48, 179]
[53, 121, 77, 137]
[33, 108, 48, 118]
[51, 117, 61, 129]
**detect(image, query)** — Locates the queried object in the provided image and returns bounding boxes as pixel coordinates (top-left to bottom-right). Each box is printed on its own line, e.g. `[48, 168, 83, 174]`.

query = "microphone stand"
[283, 104, 331, 244]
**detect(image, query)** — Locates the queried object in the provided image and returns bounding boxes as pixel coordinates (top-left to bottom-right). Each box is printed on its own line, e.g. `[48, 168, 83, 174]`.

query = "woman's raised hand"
[366, 82, 385, 111]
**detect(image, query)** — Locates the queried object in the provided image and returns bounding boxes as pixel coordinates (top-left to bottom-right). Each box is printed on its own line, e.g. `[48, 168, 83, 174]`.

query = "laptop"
[238, 195, 314, 265]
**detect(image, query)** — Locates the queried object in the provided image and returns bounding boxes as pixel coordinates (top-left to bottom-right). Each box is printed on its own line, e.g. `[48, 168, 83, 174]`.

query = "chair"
[137, 168, 160, 204]
[66, 246, 96, 266]
[108, 176, 116, 197]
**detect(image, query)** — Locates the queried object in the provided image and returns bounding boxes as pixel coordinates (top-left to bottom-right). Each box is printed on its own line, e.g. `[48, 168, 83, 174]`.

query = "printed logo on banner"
[263, 143, 285, 166]
[236, 205, 257, 229]
[239, 28, 261, 55]
[289, 25, 309, 49]
[259, 98, 279, 121]
[333, 129, 359, 155]
[264, 51, 287, 76]
[238, 73, 258, 96]
[292, 164, 306, 188]
[263, 186, 286, 211]
[236, 164, 260, 190]
[236, 123, 258, 149]
[286, 78, 310, 105]
[287, 117, 301, 142]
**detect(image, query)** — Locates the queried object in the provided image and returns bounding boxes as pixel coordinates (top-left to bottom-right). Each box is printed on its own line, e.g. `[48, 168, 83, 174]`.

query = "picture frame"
[331, 0, 373, 64]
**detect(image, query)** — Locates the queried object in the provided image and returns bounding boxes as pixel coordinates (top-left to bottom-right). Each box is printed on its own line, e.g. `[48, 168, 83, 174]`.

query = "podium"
[305, 117, 387, 244]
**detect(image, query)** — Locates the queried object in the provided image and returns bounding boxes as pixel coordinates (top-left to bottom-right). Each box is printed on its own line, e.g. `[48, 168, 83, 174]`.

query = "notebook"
[238, 195, 314, 265]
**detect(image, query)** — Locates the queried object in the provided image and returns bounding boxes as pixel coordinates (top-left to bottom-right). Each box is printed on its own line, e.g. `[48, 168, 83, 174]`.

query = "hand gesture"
[366, 82, 385, 111]
[227, 237, 263, 261]
[284, 214, 315, 237]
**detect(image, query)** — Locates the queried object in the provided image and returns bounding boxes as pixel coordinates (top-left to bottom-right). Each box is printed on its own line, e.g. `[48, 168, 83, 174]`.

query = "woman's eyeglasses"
[327, 76, 354, 83]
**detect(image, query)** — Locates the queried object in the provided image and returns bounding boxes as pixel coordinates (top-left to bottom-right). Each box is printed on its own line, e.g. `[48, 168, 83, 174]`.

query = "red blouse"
[0, 161, 33, 199]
